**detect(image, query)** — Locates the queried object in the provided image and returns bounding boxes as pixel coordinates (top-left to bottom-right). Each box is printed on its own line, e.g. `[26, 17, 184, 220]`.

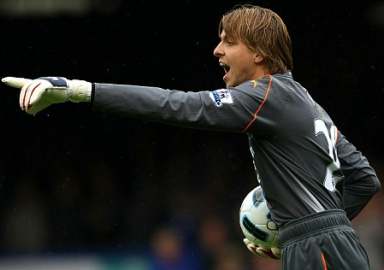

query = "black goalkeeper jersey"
[92, 72, 380, 225]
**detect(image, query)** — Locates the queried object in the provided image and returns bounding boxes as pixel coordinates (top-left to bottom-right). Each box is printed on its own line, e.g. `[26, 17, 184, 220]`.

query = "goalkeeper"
[2, 4, 381, 270]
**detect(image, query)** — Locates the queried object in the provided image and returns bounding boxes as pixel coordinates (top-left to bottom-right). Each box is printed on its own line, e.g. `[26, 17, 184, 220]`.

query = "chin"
[225, 78, 240, 88]
[224, 80, 233, 88]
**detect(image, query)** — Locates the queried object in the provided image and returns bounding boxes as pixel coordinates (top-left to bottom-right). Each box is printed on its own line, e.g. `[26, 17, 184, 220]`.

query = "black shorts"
[279, 209, 370, 270]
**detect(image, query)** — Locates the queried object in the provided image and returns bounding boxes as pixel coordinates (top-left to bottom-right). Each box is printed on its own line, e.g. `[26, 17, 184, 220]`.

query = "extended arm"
[2, 76, 269, 133]
[92, 83, 258, 132]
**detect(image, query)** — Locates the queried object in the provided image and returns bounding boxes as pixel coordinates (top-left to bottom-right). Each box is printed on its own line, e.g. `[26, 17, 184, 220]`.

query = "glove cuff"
[68, 79, 92, 103]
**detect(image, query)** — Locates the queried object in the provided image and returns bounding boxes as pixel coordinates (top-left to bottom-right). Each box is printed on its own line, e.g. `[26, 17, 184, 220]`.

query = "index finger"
[2, 77, 32, 88]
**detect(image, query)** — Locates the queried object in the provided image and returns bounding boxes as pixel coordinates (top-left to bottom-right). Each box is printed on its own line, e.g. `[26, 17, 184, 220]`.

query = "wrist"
[68, 79, 92, 103]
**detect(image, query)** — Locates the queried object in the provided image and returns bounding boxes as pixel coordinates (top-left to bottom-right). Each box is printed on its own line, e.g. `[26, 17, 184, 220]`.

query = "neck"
[253, 65, 271, 80]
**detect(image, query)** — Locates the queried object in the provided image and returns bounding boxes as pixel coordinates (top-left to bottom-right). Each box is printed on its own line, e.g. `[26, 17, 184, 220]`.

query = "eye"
[225, 40, 236, 46]
[223, 36, 237, 46]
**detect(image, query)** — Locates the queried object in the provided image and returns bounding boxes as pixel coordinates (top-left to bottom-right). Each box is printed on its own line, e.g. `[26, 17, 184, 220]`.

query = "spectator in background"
[149, 226, 201, 270]
[212, 245, 247, 270]
[198, 215, 230, 269]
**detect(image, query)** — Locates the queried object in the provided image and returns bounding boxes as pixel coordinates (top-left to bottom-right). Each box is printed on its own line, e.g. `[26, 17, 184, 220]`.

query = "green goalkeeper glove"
[1, 76, 92, 115]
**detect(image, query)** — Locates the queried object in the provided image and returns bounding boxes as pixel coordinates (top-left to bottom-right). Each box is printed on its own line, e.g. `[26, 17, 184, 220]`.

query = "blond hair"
[219, 4, 293, 74]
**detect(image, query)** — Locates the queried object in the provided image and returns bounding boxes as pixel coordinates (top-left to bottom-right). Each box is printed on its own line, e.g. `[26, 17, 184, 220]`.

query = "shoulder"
[235, 75, 273, 92]
[235, 72, 296, 93]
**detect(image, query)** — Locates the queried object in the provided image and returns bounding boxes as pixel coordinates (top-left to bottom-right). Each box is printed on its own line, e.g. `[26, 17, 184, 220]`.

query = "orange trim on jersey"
[250, 80, 258, 88]
[335, 127, 339, 143]
[241, 75, 273, 132]
[321, 252, 328, 270]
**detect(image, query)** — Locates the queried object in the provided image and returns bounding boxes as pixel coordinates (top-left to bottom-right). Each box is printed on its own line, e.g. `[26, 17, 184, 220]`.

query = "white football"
[239, 186, 279, 248]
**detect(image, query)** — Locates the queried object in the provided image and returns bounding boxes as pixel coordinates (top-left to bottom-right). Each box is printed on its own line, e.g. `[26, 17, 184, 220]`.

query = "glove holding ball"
[243, 238, 281, 259]
[239, 186, 281, 260]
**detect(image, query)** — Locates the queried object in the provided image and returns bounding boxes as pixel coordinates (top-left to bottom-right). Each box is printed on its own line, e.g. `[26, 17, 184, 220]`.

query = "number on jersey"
[314, 119, 342, 191]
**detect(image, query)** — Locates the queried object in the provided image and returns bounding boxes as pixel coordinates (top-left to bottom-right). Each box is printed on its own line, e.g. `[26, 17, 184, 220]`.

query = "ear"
[253, 53, 264, 64]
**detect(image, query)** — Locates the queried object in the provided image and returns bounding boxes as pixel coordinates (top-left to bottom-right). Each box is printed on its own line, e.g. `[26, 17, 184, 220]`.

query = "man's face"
[213, 31, 259, 88]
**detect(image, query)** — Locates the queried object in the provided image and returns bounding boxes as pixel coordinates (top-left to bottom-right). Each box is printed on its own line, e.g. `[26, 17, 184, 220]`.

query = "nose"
[213, 42, 223, 58]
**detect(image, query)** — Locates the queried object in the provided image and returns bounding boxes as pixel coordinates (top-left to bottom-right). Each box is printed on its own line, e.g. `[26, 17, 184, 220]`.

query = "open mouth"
[219, 62, 230, 74]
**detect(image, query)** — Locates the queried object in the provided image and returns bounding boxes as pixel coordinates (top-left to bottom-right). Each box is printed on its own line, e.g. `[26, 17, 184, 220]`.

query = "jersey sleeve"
[91, 80, 270, 133]
[336, 132, 381, 220]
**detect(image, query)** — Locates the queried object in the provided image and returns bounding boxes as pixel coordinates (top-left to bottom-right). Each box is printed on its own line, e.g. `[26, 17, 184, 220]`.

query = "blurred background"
[0, 0, 383, 269]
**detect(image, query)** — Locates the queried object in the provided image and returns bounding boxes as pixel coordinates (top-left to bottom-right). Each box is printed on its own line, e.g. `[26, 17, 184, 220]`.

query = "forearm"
[91, 83, 252, 132]
[342, 172, 381, 220]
